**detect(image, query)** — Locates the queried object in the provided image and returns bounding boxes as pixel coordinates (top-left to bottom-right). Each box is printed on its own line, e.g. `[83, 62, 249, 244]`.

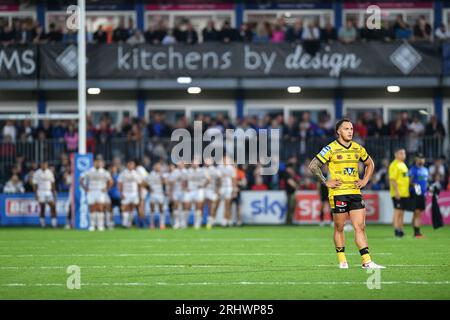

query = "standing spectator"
[321, 20, 337, 43]
[413, 15, 432, 41]
[338, 19, 357, 43]
[1, 24, 14, 45]
[202, 20, 218, 42]
[253, 22, 271, 43]
[239, 22, 253, 42]
[127, 29, 145, 45]
[372, 115, 389, 137]
[151, 20, 168, 44]
[93, 25, 107, 43]
[355, 118, 368, 139]
[425, 115, 446, 138]
[185, 21, 198, 44]
[286, 18, 303, 42]
[435, 23, 450, 41]
[3, 174, 25, 194]
[429, 156, 448, 187]
[407, 116, 424, 154]
[33, 24, 46, 43]
[2, 120, 17, 142]
[18, 119, 34, 143]
[271, 23, 285, 43]
[112, 21, 129, 42]
[302, 20, 321, 55]
[64, 123, 78, 153]
[162, 30, 176, 45]
[219, 20, 238, 43]
[393, 14, 411, 40]
[46, 23, 63, 42]
[283, 165, 300, 225]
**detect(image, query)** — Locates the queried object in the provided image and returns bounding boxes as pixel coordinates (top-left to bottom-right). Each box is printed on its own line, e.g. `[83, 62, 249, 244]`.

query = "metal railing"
[0, 135, 447, 182]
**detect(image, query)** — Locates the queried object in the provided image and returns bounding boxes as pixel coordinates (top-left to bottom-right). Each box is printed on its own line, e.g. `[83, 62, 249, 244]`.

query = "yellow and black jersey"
[315, 140, 369, 197]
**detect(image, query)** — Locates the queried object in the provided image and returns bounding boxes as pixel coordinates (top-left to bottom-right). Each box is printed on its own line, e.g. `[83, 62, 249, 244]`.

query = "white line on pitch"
[2, 281, 450, 287]
[0, 252, 393, 258]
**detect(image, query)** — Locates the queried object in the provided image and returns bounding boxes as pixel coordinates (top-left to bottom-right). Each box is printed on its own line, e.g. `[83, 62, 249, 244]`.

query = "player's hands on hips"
[326, 179, 342, 188]
[355, 179, 368, 189]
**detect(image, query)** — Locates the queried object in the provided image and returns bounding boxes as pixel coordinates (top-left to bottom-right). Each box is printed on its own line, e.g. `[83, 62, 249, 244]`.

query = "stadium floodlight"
[177, 77, 192, 84]
[87, 88, 101, 95]
[419, 109, 429, 115]
[187, 87, 201, 94]
[387, 85, 400, 93]
[287, 86, 301, 93]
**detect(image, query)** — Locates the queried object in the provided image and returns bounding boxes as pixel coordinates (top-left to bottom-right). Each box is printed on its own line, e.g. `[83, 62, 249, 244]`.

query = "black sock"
[414, 227, 421, 235]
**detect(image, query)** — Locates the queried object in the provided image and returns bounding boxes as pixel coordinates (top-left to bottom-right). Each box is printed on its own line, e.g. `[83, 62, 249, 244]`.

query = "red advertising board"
[293, 192, 379, 223]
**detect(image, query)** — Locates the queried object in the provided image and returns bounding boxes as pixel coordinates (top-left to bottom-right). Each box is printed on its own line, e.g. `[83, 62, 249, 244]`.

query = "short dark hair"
[335, 118, 352, 135]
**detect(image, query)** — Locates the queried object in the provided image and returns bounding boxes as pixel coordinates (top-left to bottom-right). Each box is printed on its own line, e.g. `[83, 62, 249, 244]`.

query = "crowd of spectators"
[1, 110, 448, 194]
[2, 13, 448, 47]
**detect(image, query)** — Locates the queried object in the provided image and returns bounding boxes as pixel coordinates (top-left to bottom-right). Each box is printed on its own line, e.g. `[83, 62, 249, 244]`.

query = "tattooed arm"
[308, 158, 342, 188]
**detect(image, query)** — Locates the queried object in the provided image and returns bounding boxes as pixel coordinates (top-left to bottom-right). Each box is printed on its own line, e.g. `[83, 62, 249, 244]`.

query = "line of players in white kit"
[80, 155, 238, 231]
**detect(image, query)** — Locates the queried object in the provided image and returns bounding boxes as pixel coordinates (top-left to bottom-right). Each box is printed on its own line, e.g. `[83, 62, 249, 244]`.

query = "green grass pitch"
[0, 225, 449, 300]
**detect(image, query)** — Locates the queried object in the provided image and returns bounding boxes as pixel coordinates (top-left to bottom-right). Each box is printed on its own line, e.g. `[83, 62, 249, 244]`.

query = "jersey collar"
[335, 139, 352, 149]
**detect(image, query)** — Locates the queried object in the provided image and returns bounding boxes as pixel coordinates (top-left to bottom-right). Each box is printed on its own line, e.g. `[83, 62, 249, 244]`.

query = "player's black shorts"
[232, 190, 241, 204]
[392, 197, 410, 210]
[412, 194, 426, 211]
[330, 194, 365, 214]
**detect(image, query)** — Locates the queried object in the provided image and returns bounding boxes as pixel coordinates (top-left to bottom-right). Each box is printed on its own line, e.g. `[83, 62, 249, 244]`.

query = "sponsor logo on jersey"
[343, 167, 356, 176]
[355, 154, 359, 159]
[319, 146, 331, 157]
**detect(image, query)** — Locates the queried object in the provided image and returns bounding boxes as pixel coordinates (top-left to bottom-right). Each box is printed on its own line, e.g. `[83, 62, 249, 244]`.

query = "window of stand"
[244, 9, 334, 28]
[145, 10, 235, 42]
[0, 11, 35, 28]
[342, 9, 433, 29]
[46, 11, 136, 35]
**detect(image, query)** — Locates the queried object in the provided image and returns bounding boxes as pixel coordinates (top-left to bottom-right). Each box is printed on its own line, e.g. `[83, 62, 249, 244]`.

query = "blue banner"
[72, 153, 93, 229]
[0, 193, 69, 226]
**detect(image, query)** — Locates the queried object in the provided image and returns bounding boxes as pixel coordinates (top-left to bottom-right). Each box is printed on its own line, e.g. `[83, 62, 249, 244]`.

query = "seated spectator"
[286, 18, 303, 42]
[219, 20, 238, 43]
[112, 21, 129, 42]
[93, 25, 107, 43]
[253, 21, 271, 43]
[435, 23, 450, 41]
[413, 15, 432, 41]
[18, 119, 34, 143]
[127, 29, 145, 45]
[393, 14, 411, 40]
[338, 19, 357, 43]
[321, 21, 337, 43]
[271, 23, 285, 43]
[3, 174, 25, 194]
[239, 22, 254, 42]
[14, 21, 34, 44]
[46, 23, 63, 42]
[202, 20, 219, 42]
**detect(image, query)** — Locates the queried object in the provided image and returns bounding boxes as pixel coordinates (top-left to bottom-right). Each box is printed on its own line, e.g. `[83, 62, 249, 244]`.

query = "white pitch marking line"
[3, 281, 450, 287]
[0, 252, 394, 258]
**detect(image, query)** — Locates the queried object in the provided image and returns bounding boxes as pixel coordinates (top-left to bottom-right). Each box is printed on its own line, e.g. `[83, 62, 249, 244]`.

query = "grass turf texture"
[0, 225, 449, 300]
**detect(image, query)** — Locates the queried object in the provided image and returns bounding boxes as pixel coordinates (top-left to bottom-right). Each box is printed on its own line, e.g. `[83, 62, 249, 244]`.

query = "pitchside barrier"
[0, 190, 449, 226]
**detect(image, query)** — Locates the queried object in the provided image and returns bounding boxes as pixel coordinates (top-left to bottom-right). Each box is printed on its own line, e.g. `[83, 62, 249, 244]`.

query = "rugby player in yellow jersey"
[388, 148, 410, 238]
[309, 119, 385, 269]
